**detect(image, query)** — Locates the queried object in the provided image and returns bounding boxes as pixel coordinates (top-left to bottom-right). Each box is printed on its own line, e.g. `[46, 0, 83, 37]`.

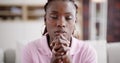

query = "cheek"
[46, 19, 57, 34]
[67, 23, 75, 33]
[46, 18, 56, 27]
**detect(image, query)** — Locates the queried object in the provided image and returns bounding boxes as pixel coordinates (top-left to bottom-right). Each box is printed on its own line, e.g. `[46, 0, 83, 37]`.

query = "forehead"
[46, 1, 76, 14]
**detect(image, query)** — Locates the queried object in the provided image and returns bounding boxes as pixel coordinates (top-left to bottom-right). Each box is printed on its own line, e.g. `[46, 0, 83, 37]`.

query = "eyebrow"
[50, 11, 58, 14]
[50, 11, 73, 15]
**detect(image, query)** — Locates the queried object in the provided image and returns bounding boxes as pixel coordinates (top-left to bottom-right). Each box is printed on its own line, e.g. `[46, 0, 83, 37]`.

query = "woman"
[22, 0, 97, 63]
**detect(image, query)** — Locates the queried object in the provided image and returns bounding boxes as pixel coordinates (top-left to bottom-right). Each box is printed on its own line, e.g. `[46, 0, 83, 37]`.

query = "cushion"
[4, 49, 15, 63]
[107, 42, 120, 63]
[0, 48, 4, 63]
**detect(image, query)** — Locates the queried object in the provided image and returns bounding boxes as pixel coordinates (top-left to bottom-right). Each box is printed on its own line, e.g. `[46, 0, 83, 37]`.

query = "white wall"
[0, 20, 45, 51]
[0, 0, 47, 5]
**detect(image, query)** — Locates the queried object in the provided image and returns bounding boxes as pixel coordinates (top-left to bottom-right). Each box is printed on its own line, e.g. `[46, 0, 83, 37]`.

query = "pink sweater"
[22, 36, 97, 63]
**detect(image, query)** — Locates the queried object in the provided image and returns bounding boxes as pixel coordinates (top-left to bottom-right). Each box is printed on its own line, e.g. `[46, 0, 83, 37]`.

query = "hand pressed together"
[50, 35, 72, 63]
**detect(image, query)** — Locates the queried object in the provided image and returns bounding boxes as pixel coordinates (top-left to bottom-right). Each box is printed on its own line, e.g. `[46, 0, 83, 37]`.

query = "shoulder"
[72, 37, 97, 58]
[72, 38, 97, 63]
[22, 36, 47, 53]
[74, 38, 96, 53]
[73, 38, 97, 63]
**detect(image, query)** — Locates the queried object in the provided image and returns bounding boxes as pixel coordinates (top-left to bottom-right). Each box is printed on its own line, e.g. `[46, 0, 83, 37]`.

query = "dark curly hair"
[43, 0, 78, 35]
[44, 0, 78, 12]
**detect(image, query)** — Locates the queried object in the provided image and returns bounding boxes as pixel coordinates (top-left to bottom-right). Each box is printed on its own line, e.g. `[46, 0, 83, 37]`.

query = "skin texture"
[45, 1, 77, 63]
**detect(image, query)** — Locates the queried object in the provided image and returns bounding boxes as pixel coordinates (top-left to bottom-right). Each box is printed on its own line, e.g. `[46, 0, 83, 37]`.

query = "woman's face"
[45, 1, 76, 41]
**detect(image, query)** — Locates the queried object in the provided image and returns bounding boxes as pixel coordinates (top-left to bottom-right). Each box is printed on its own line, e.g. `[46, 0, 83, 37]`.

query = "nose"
[57, 17, 66, 27]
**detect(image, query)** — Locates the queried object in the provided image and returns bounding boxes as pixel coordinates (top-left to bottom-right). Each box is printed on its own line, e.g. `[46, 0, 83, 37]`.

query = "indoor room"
[0, 0, 120, 63]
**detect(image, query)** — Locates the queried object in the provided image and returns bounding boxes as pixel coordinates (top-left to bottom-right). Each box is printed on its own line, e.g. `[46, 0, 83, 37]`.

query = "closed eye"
[65, 15, 72, 21]
[50, 15, 58, 20]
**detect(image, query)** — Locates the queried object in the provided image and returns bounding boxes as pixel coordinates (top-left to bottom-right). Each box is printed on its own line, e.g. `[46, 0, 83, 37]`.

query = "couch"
[0, 41, 120, 63]
[0, 49, 15, 63]
[107, 42, 120, 63]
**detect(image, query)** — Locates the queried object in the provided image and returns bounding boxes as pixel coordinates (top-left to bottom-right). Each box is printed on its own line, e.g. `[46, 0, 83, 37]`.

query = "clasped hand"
[50, 35, 72, 63]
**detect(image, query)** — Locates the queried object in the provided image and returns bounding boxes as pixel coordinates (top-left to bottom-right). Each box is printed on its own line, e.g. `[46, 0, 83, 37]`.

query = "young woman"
[22, 0, 97, 63]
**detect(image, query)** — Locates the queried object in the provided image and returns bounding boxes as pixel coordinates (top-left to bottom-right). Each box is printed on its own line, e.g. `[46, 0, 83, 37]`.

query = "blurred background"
[0, 0, 120, 63]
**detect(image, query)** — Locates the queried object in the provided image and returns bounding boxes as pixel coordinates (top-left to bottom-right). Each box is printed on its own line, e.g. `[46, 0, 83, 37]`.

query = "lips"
[54, 30, 66, 36]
